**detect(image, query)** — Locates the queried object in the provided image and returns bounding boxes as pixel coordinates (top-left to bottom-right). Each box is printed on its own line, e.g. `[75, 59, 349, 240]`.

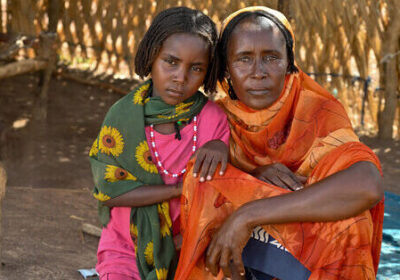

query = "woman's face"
[151, 33, 209, 105]
[226, 17, 289, 110]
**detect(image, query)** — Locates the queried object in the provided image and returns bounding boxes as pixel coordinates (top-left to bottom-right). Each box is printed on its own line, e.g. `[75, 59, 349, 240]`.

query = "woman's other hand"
[205, 210, 250, 278]
[192, 140, 228, 182]
[250, 163, 306, 191]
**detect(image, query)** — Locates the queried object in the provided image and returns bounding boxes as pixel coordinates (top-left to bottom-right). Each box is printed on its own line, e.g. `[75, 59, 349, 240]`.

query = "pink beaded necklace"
[149, 116, 197, 178]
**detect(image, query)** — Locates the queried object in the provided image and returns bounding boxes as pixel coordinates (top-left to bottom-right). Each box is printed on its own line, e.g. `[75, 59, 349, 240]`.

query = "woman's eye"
[264, 56, 278, 62]
[238, 56, 251, 62]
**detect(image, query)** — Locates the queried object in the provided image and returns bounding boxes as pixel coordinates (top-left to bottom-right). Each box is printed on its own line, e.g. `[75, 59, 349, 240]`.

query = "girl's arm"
[205, 161, 383, 277]
[103, 183, 182, 207]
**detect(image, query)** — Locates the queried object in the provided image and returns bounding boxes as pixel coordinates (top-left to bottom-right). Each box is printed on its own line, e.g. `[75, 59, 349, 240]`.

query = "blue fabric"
[242, 237, 311, 280]
[377, 192, 400, 280]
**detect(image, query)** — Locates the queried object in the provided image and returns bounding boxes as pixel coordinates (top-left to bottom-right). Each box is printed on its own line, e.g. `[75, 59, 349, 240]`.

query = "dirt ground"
[0, 73, 399, 279]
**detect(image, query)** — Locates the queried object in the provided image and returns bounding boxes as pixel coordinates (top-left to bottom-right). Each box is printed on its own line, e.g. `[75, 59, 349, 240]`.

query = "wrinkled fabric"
[175, 143, 383, 280]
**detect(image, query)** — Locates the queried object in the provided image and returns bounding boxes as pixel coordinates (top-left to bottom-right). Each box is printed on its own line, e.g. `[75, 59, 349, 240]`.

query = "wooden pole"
[0, 59, 47, 79]
[35, 0, 61, 120]
[378, 7, 400, 139]
[0, 162, 7, 264]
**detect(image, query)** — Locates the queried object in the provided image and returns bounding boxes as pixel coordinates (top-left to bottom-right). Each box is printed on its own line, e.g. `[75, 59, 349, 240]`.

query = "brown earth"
[0, 73, 399, 279]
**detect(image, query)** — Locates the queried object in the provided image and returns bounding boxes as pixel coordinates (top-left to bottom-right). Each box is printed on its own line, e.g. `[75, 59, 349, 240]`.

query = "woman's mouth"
[247, 89, 270, 96]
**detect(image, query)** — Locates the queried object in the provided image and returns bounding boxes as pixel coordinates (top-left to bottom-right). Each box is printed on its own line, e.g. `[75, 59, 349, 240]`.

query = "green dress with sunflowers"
[89, 80, 207, 280]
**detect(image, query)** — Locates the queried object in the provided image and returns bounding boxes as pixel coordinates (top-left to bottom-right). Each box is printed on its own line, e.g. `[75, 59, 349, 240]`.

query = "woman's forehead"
[230, 17, 285, 46]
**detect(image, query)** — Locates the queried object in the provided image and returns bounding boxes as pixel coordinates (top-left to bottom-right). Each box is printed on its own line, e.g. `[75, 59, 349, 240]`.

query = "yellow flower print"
[133, 83, 150, 105]
[158, 202, 172, 237]
[104, 165, 137, 182]
[175, 101, 193, 116]
[99, 126, 124, 157]
[93, 191, 111, 202]
[156, 268, 168, 280]
[135, 141, 158, 174]
[130, 224, 138, 253]
[144, 241, 154, 266]
[89, 138, 99, 157]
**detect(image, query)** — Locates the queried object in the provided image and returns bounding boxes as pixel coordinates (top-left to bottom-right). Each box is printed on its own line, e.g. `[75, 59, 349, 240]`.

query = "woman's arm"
[103, 183, 182, 207]
[205, 161, 383, 277]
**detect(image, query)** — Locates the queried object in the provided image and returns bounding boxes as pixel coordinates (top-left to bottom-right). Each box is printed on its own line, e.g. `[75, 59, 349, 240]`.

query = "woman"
[175, 6, 384, 280]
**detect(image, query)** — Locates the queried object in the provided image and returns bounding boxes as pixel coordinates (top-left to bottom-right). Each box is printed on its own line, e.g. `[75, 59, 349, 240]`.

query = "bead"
[149, 117, 197, 178]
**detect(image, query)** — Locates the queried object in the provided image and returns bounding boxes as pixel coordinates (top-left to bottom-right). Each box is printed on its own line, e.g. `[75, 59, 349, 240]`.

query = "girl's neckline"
[146, 121, 194, 139]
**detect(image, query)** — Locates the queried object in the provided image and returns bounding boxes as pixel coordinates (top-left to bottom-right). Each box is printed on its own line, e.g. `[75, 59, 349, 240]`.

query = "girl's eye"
[165, 58, 177, 65]
[192, 66, 203, 72]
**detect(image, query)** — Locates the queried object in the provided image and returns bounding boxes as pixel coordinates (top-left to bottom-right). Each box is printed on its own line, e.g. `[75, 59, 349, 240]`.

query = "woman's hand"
[192, 140, 228, 182]
[205, 210, 251, 278]
[250, 163, 306, 191]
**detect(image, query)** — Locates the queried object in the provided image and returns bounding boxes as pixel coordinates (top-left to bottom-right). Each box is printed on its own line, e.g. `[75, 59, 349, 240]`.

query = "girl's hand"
[192, 140, 228, 182]
[205, 210, 250, 278]
[250, 163, 307, 191]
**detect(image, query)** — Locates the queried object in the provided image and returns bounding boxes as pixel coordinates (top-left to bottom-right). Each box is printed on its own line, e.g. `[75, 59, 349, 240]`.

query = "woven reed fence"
[1, 0, 399, 138]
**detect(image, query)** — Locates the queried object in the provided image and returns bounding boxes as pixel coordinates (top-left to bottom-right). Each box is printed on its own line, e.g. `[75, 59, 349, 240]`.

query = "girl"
[89, 7, 229, 280]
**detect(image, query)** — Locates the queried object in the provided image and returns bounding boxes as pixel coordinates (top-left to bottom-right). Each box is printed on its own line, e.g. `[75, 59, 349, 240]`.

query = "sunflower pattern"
[93, 191, 111, 202]
[133, 83, 150, 105]
[156, 268, 168, 280]
[135, 141, 158, 174]
[104, 165, 137, 182]
[158, 202, 172, 237]
[144, 241, 154, 266]
[98, 126, 124, 157]
[89, 138, 99, 157]
[130, 223, 138, 253]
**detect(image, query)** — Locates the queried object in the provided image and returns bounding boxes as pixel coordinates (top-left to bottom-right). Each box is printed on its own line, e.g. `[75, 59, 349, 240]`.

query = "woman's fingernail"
[193, 173, 197, 177]
[207, 175, 212, 180]
[200, 177, 205, 182]
[219, 171, 223, 176]
[240, 272, 245, 276]
[205, 267, 209, 271]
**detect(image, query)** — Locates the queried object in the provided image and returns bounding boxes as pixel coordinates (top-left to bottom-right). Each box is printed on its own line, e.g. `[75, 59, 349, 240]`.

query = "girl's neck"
[152, 122, 189, 135]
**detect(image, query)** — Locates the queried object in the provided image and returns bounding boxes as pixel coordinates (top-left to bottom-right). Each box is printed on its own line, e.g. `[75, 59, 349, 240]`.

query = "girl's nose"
[173, 67, 187, 83]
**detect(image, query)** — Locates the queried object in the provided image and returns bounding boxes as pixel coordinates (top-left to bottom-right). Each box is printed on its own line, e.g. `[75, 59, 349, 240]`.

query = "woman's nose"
[252, 59, 267, 79]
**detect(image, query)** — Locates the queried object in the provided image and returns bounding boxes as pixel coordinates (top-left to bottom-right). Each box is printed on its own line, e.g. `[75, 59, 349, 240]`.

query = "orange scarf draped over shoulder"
[218, 71, 359, 177]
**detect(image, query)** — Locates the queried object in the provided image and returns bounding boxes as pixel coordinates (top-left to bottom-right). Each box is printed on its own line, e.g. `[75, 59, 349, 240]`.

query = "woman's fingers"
[219, 248, 232, 278]
[206, 237, 221, 276]
[231, 249, 245, 277]
[276, 171, 303, 190]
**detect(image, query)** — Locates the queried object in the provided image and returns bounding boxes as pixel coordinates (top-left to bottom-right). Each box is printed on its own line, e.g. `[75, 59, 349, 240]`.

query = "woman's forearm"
[235, 161, 383, 229]
[103, 183, 181, 207]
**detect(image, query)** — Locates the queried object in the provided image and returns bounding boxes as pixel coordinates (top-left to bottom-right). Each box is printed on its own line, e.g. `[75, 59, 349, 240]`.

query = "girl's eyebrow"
[163, 53, 207, 65]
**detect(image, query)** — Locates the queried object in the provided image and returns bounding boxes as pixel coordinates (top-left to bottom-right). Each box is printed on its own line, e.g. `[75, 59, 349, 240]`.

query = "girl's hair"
[208, 10, 298, 95]
[135, 7, 218, 94]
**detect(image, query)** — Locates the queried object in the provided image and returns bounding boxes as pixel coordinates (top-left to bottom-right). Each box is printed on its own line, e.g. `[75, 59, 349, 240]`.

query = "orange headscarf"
[175, 6, 383, 280]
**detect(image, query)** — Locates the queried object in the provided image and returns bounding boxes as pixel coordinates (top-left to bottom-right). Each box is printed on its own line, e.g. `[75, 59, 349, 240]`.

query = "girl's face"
[226, 17, 289, 110]
[151, 33, 210, 105]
